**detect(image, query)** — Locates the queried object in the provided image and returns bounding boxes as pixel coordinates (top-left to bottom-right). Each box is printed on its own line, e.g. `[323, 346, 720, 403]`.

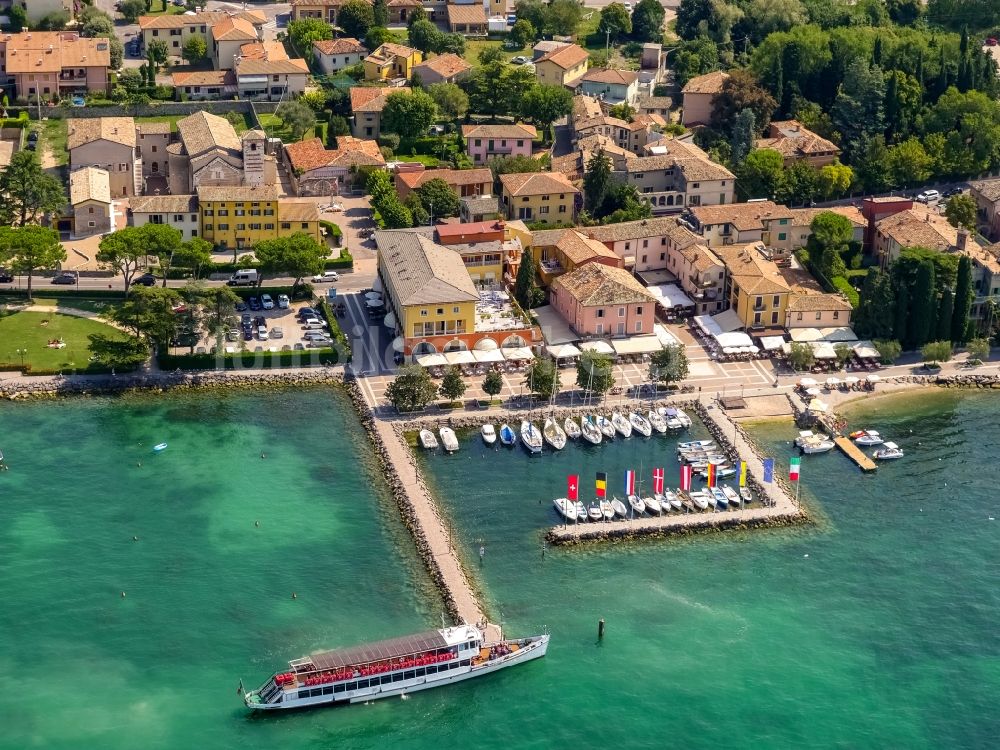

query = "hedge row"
[157, 348, 339, 370]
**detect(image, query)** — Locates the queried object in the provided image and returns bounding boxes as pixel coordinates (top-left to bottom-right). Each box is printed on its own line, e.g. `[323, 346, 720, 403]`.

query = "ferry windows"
[334, 684, 346, 693]
[358, 679, 369, 689]
[299, 690, 309, 700]
[415, 668, 425, 677]
[405, 670, 416, 680]
[392, 671, 405, 682]
[426, 665, 437, 675]
[381, 675, 392, 685]
[310, 688, 323, 697]
[323, 686, 334, 695]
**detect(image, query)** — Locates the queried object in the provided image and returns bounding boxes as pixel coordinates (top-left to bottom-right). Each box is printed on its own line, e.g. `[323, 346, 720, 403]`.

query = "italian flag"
[789, 457, 801, 481]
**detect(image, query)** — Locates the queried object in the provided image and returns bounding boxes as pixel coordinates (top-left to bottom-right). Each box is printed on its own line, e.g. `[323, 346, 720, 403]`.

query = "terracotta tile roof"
[178, 111, 242, 156]
[285, 136, 384, 172]
[461, 123, 537, 140]
[621, 146, 735, 182]
[532, 228, 620, 266]
[277, 200, 320, 222]
[435, 220, 506, 242]
[788, 293, 853, 312]
[69, 166, 111, 205]
[499, 171, 580, 197]
[414, 53, 471, 79]
[571, 94, 603, 123]
[136, 121, 171, 135]
[129, 194, 198, 214]
[971, 179, 1000, 204]
[756, 120, 840, 159]
[196, 184, 279, 203]
[171, 70, 236, 87]
[139, 10, 264, 29]
[375, 230, 479, 305]
[460, 194, 499, 214]
[365, 43, 419, 65]
[553, 263, 657, 306]
[581, 68, 639, 86]
[349, 86, 408, 112]
[638, 95, 672, 110]
[4, 32, 111, 74]
[67, 117, 135, 150]
[584, 216, 689, 244]
[963, 242, 1000, 275]
[680, 242, 724, 273]
[689, 201, 794, 233]
[876, 208, 958, 251]
[714, 242, 791, 295]
[239, 40, 288, 61]
[212, 16, 258, 42]
[681, 71, 729, 94]
[236, 57, 309, 75]
[536, 42, 589, 70]
[312, 38, 367, 56]
[445, 3, 487, 25]
[397, 168, 493, 191]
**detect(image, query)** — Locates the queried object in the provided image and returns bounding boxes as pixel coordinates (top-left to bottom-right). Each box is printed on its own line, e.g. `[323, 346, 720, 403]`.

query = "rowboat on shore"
[711, 487, 728, 510]
[599, 499, 615, 521]
[587, 503, 604, 522]
[629, 412, 652, 437]
[563, 417, 581, 440]
[686, 489, 709, 510]
[580, 416, 602, 445]
[663, 489, 682, 511]
[722, 485, 740, 507]
[543, 418, 567, 451]
[419, 430, 438, 450]
[611, 411, 632, 438]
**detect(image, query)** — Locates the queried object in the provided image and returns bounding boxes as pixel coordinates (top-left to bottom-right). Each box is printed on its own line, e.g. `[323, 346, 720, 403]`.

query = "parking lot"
[166, 294, 337, 356]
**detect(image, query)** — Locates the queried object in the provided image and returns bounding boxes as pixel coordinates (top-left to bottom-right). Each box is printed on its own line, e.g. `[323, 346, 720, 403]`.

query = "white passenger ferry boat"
[242, 624, 548, 710]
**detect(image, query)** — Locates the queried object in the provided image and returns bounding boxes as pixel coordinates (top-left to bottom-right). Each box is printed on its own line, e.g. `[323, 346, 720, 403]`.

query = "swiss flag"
[567, 475, 579, 501]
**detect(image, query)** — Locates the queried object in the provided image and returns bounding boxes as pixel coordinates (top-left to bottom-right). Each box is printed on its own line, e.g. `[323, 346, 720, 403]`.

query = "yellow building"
[714, 242, 792, 332]
[363, 43, 422, 81]
[196, 185, 320, 251]
[499, 172, 580, 226]
[534, 43, 589, 88]
[527, 227, 622, 287]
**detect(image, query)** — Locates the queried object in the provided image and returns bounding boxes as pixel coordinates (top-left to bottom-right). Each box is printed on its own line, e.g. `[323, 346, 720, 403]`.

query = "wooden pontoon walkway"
[833, 436, 878, 472]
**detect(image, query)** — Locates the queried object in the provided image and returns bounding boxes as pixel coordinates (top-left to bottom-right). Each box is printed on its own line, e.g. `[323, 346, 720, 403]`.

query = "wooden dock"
[833, 436, 878, 472]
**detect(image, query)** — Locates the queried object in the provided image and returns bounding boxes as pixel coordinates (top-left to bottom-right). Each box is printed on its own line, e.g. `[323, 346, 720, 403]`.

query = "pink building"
[0, 32, 111, 101]
[550, 263, 658, 338]
[461, 123, 537, 165]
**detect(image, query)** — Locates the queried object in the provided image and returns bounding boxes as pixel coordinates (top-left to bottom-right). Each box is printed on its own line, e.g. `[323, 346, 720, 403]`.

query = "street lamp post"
[16, 348, 27, 369]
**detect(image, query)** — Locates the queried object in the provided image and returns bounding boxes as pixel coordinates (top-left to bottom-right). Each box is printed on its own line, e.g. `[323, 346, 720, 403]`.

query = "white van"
[228, 268, 259, 286]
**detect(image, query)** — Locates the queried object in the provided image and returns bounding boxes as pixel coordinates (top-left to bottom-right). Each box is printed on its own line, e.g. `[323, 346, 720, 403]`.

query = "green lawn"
[466, 39, 505, 69]
[136, 112, 253, 133]
[256, 113, 325, 143]
[0, 310, 132, 373]
[396, 154, 443, 167]
[37, 117, 68, 166]
[0, 296, 120, 316]
[144, 0, 186, 15]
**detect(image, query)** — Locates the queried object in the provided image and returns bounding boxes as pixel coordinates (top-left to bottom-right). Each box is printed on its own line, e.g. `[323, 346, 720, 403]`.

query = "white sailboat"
[628, 412, 652, 437]
[563, 417, 581, 440]
[580, 416, 602, 445]
[419, 429, 438, 449]
[520, 421, 542, 454]
[481, 424, 497, 445]
[439, 427, 459, 453]
[542, 417, 567, 450]
[647, 410, 667, 434]
[611, 411, 632, 438]
[596, 415, 616, 439]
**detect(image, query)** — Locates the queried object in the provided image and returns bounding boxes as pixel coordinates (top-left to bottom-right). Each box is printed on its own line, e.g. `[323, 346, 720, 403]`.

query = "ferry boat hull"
[243, 626, 548, 712]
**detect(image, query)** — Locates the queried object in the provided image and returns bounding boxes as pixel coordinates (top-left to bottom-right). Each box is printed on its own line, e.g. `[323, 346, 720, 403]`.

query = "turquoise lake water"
[2, 389, 999, 748]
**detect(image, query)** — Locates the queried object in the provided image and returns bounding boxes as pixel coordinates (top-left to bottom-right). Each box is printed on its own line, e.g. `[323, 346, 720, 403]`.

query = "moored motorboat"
[642, 495, 662, 514]
[629, 412, 652, 437]
[499, 423, 517, 446]
[419, 430, 439, 450]
[596, 415, 616, 439]
[587, 503, 604, 522]
[580, 416, 602, 445]
[654, 493, 671, 512]
[543, 417, 567, 450]
[573, 500, 588, 521]
[520, 421, 543, 454]
[439, 427, 459, 453]
[722, 485, 740, 507]
[153, 442, 168, 452]
[687, 489, 709, 510]
[674, 408, 692, 428]
[678, 439, 715, 450]
[660, 407, 684, 430]
[553, 497, 577, 522]
[242, 624, 549, 711]
[627, 494, 645, 515]
[611, 411, 632, 438]
[610, 496, 628, 518]
[647, 410, 667, 433]
[599, 499, 615, 521]
[853, 430, 884, 446]
[481, 424, 497, 445]
[740, 487, 753, 505]
[563, 417, 581, 440]
[711, 487, 728, 509]
[663, 489, 682, 511]
[873, 441, 904, 460]
[800, 434, 835, 454]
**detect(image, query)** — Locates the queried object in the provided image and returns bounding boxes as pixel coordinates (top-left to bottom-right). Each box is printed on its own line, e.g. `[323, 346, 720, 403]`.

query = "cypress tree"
[936, 288, 955, 341]
[936, 48, 949, 99]
[952, 254, 974, 342]
[893, 273, 910, 344]
[915, 50, 924, 89]
[873, 36, 883, 66]
[910, 260, 936, 348]
[885, 72, 899, 141]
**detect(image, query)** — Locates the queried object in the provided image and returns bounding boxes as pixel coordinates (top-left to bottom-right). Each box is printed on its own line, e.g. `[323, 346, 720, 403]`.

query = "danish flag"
[652, 468, 664, 495]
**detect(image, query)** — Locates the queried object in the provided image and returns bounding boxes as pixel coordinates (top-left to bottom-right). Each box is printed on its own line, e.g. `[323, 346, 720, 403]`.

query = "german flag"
[595, 472, 607, 498]
[706, 463, 716, 488]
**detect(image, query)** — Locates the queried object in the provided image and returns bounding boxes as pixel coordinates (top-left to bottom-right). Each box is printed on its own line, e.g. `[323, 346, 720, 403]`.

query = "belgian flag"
[595, 472, 607, 498]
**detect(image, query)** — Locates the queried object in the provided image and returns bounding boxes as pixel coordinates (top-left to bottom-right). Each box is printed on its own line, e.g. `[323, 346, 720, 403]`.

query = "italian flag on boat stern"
[680, 464, 693, 491]
[624, 470, 635, 496]
[706, 463, 716, 488]
[652, 468, 664, 495]
[789, 457, 801, 481]
[567, 475, 579, 501]
[596, 472, 607, 498]
[738, 461, 748, 487]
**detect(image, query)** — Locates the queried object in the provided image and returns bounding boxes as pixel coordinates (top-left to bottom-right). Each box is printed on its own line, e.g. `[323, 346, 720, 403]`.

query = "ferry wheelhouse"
[243, 624, 548, 710]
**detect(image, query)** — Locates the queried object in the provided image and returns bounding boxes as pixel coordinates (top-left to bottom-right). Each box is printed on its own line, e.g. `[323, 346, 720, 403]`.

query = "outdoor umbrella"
[799, 377, 818, 387]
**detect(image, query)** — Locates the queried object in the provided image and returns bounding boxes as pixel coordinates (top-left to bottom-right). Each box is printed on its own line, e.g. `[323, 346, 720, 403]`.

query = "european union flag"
[762, 458, 775, 483]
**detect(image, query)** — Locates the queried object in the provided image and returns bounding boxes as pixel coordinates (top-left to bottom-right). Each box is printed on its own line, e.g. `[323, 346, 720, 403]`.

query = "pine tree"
[373, 0, 389, 27]
[935, 47, 949, 99]
[952, 254, 974, 342]
[583, 148, 612, 216]
[729, 109, 756, 166]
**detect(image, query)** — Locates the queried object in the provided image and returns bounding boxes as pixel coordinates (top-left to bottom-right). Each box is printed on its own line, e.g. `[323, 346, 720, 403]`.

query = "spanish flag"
[706, 463, 716, 488]
[738, 461, 748, 487]
[596, 472, 607, 498]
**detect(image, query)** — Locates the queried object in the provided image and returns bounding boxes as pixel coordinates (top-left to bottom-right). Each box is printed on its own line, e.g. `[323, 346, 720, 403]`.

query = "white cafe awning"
[612, 336, 663, 355]
[581, 340, 615, 355]
[789, 327, 824, 342]
[392, 336, 404, 352]
[820, 327, 858, 342]
[546, 343, 582, 359]
[444, 350, 476, 365]
[383, 311, 397, 329]
[504, 347, 535, 360]
[711, 308, 744, 333]
[654, 324, 681, 347]
[693, 314, 723, 337]
[853, 341, 879, 358]
[531, 304, 579, 345]
[715, 331, 753, 348]
[648, 283, 695, 309]
[759, 335, 786, 351]
[812, 342, 837, 359]
[473, 349, 505, 363]
[416, 353, 447, 367]
[372, 277, 383, 292]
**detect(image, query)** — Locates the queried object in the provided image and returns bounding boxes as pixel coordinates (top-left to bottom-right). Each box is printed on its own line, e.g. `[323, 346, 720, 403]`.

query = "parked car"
[235, 299, 248, 312]
[135, 272, 157, 287]
[301, 317, 327, 329]
[226, 329, 240, 342]
[916, 189, 941, 203]
[257, 326, 269, 340]
[241, 313, 252, 326]
[254, 315, 266, 328]
[0, 268, 13, 283]
[303, 330, 332, 341]
[311, 270, 339, 283]
[510, 55, 529, 65]
[270, 326, 284, 339]
[51, 272, 77, 285]
[943, 186, 964, 198]
[987, 37, 998, 46]
[261, 294, 275, 310]
[296, 307, 318, 320]
[247, 296, 261, 310]
[277, 294, 290, 309]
